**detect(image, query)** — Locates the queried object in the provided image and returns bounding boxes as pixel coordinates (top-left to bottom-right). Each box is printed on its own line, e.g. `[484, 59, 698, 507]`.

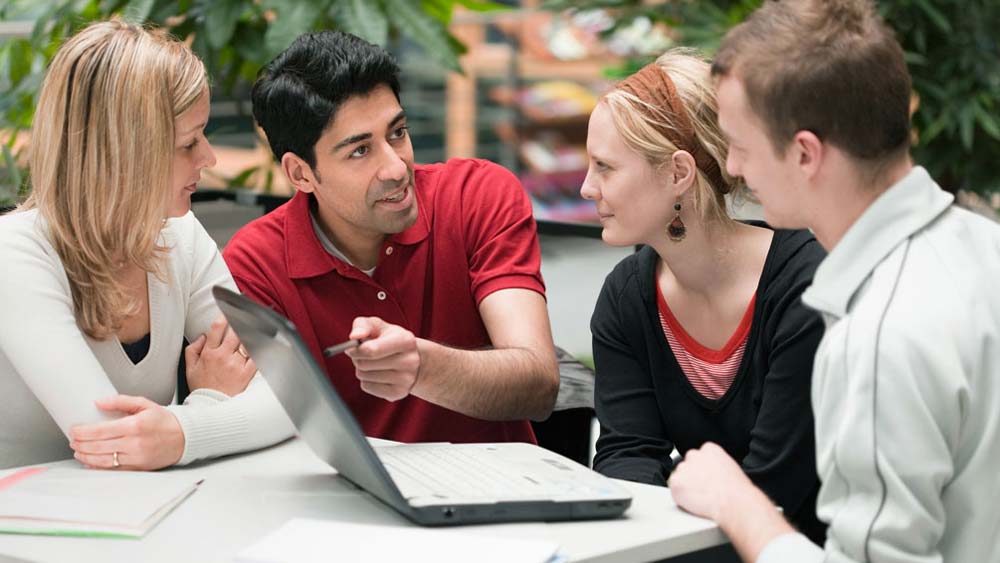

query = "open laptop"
[212, 286, 632, 526]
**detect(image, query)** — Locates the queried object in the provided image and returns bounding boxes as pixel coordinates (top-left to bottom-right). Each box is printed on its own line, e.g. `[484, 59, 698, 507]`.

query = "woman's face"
[580, 102, 675, 247]
[169, 92, 216, 218]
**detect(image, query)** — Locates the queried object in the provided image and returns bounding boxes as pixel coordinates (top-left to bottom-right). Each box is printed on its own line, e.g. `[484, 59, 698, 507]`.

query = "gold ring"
[236, 346, 249, 359]
[112, 451, 120, 468]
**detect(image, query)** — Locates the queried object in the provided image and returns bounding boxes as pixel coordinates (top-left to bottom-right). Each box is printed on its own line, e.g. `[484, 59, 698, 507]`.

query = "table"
[0, 438, 732, 563]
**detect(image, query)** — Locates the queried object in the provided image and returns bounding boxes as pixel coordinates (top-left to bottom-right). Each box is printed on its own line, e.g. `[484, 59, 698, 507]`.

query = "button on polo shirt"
[224, 159, 545, 445]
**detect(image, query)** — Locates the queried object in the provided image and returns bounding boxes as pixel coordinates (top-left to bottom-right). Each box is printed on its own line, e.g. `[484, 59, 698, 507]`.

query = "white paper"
[0, 468, 200, 537]
[237, 519, 560, 563]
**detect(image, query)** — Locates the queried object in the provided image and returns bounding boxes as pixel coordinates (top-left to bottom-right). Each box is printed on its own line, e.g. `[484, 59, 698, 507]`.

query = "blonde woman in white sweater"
[0, 20, 293, 470]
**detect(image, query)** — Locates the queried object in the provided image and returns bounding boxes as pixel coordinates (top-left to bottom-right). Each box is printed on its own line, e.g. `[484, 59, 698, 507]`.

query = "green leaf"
[227, 165, 258, 188]
[204, 0, 244, 50]
[912, 0, 952, 34]
[446, 33, 467, 57]
[79, 0, 101, 21]
[455, 0, 510, 12]
[420, 0, 452, 23]
[902, 50, 926, 66]
[238, 58, 259, 83]
[919, 111, 949, 144]
[232, 20, 271, 67]
[914, 77, 947, 102]
[973, 103, 1000, 141]
[7, 39, 32, 86]
[383, 0, 461, 73]
[167, 16, 197, 42]
[959, 104, 975, 150]
[151, 0, 186, 23]
[29, 2, 70, 46]
[419, 0, 508, 24]
[263, 0, 326, 59]
[2, 143, 23, 199]
[122, 0, 156, 23]
[337, 0, 388, 46]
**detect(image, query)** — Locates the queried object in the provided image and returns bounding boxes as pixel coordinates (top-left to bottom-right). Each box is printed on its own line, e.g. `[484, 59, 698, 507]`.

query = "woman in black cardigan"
[581, 49, 826, 544]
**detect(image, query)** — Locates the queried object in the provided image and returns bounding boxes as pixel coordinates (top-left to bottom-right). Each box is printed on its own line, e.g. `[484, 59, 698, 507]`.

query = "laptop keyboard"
[377, 445, 552, 500]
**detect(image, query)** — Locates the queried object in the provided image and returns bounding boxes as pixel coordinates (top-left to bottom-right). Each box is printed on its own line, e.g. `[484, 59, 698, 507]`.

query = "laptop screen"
[212, 286, 410, 512]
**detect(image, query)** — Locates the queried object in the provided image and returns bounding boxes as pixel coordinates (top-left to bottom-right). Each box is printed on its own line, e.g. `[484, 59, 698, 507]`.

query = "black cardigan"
[591, 226, 827, 543]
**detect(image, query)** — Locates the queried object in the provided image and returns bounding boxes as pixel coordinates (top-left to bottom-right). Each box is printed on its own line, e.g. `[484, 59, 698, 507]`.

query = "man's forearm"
[412, 339, 559, 421]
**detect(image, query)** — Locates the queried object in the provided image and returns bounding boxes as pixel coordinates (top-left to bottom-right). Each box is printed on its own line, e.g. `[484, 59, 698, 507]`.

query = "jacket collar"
[284, 184, 430, 280]
[802, 166, 953, 317]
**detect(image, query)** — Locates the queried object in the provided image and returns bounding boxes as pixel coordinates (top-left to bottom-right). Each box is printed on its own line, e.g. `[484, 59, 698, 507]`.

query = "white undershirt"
[310, 211, 375, 277]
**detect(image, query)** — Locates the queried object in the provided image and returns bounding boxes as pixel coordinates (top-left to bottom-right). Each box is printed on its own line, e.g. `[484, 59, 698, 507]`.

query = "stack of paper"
[0, 467, 201, 538]
[237, 519, 563, 563]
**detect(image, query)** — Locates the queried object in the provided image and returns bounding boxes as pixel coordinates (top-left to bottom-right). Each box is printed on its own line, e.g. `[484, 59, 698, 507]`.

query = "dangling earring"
[667, 202, 686, 242]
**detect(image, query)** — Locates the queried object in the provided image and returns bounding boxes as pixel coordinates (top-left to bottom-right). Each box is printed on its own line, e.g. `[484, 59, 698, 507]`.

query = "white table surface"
[0, 438, 728, 563]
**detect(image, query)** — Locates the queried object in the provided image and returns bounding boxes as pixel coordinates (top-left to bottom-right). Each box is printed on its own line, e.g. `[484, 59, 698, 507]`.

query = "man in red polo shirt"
[222, 31, 559, 444]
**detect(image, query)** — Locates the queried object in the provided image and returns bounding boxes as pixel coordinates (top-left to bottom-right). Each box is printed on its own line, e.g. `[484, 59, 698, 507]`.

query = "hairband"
[616, 63, 728, 194]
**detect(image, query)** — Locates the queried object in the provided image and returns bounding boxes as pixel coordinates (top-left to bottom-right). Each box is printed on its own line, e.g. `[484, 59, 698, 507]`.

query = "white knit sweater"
[0, 209, 294, 469]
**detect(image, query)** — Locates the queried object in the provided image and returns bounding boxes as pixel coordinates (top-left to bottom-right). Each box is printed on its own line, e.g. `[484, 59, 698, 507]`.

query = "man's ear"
[669, 149, 698, 197]
[792, 130, 824, 180]
[281, 152, 318, 194]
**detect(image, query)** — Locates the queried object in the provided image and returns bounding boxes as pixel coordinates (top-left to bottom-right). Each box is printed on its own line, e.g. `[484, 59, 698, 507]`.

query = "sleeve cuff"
[167, 402, 250, 465]
[182, 388, 231, 406]
[166, 375, 296, 466]
[474, 274, 546, 306]
[756, 532, 823, 563]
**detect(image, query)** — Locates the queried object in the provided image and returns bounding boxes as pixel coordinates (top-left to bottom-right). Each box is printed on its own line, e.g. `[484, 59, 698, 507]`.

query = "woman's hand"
[69, 395, 185, 470]
[185, 316, 256, 396]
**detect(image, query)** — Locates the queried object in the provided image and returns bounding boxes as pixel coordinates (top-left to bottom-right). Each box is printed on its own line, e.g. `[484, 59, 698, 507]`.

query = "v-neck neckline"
[111, 271, 158, 369]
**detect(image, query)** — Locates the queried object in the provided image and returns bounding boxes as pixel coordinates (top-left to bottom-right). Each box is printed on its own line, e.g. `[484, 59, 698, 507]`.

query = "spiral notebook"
[0, 466, 201, 538]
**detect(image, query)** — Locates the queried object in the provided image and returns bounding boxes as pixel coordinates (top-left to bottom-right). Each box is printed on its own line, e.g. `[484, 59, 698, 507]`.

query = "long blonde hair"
[604, 48, 737, 227]
[21, 20, 207, 339]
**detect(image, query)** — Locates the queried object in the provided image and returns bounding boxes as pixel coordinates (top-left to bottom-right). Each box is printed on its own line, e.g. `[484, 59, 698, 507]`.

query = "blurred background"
[1, 0, 998, 367]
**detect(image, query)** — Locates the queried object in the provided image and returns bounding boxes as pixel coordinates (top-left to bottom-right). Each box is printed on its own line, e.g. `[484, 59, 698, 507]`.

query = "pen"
[323, 339, 363, 358]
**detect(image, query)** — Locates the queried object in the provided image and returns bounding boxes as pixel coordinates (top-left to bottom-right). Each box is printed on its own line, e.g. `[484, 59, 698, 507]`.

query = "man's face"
[309, 84, 417, 241]
[716, 75, 806, 229]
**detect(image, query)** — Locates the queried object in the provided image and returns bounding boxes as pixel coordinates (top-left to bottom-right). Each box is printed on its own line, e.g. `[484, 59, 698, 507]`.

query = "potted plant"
[0, 0, 507, 203]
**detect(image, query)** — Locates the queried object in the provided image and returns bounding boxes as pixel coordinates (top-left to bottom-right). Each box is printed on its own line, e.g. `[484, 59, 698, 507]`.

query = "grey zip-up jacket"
[758, 166, 1000, 562]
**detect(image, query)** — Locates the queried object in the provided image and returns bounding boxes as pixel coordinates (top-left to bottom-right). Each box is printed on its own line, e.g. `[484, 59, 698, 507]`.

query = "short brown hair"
[712, 0, 911, 163]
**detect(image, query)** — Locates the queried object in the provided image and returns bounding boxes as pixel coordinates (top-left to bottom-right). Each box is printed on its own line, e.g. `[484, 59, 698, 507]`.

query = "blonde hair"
[604, 48, 737, 227]
[21, 19, 207, 339]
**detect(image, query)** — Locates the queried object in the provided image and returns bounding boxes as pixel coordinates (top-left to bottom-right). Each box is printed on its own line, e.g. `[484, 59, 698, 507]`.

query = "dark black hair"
[251, 31, 401, 169]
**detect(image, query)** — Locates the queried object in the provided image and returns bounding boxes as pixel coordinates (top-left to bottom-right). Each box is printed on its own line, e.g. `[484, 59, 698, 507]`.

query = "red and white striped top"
[656, 283, 756, 400]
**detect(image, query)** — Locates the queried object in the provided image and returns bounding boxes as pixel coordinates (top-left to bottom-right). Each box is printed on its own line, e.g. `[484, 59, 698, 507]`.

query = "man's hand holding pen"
[339, 317, 421, 402]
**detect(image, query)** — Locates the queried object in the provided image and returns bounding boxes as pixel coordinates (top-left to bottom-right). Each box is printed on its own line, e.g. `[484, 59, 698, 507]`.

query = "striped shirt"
[656, 283, 755, 400]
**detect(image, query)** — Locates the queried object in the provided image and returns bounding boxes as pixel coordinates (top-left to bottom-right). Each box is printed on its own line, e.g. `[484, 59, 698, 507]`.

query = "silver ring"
[112, 451, 120, 468]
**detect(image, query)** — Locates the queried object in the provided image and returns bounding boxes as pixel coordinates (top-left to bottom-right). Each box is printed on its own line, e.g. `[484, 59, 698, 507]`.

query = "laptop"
[212, 286, 632, 526]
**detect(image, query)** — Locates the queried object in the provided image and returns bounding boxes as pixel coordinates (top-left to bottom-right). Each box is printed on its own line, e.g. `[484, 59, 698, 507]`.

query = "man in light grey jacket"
[666, 1, 1000, 562]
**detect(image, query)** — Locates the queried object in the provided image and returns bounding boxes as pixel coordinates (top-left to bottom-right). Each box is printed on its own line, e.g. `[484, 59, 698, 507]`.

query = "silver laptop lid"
[212, 286, 409, 511]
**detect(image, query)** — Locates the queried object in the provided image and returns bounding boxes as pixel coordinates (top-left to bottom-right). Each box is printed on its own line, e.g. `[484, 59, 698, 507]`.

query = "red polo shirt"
[223, 159, 544, 444]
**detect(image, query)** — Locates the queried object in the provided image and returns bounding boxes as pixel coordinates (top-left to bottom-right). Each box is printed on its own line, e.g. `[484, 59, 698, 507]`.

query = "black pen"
[323, 339, 363, 358]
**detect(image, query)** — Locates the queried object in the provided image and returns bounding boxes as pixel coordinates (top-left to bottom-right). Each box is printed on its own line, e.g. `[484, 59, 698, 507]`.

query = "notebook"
[236, 519, 562, 563]
[0, 467, 200, 538]
[213, 286, 632, 526]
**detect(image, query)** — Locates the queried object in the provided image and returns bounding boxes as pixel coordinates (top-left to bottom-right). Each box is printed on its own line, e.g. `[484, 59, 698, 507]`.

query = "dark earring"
[667, 202, 686, 242]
